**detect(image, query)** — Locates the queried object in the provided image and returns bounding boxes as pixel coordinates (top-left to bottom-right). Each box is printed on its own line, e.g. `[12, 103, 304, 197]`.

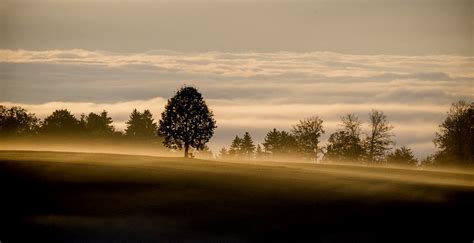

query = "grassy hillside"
[1, 150, 473, 242]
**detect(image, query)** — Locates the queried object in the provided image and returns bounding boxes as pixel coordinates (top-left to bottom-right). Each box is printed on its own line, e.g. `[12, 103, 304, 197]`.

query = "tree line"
[0, 86, 472, 166]
[0, 106, 162, 143]
[219, 101, 473, 167]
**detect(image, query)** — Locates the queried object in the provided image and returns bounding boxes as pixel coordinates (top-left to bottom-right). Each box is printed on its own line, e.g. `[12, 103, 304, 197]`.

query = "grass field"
[1, 150, 473, 242]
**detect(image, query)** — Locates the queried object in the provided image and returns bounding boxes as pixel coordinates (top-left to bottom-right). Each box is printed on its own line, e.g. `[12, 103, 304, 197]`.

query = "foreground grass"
[1, 150, 473, 242]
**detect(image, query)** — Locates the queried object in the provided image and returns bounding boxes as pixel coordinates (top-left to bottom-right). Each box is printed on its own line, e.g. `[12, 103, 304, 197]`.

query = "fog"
[0, 137, 179, 158]
[3, 137, 472, 183]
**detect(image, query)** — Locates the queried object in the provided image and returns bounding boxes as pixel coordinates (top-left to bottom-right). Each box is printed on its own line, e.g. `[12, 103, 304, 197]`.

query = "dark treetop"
[158, 86, 217, 158]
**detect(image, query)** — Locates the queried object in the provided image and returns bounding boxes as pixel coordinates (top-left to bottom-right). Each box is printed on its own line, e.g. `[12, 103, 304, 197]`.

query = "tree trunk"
[184, 144, 189, 158]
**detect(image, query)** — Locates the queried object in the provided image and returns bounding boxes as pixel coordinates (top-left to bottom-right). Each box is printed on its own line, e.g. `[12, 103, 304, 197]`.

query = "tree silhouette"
[292, 116, 324, 161]
[263, 128, 298, 156]
[158, 86, 216, 158]
[83, 110, 115, 136]
[364, 110, 394, 163]
[228, 135, 242, 157]
[125, 109, 159, 141]
[41, 109, 82, 135]
[386, 146, 418, 166]
[434, 100, 473, 165]
[324, 114, 365, 162]
[218, 147, 229, 159]
[0, 105, 39, 136]
[240, 132, 256, 158]
[263, 129, 279, 153]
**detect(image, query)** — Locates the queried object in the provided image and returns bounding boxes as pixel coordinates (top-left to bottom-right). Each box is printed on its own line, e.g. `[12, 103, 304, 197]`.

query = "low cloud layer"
[1, 49, 473, 158]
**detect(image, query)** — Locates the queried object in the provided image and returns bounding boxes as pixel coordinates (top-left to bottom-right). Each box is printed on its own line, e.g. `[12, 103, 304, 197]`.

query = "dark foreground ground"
[1, 150, 473, 242]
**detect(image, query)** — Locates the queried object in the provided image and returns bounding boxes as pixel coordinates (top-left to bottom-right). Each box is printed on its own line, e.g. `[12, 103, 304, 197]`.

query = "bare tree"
[364, 110, 394, 163]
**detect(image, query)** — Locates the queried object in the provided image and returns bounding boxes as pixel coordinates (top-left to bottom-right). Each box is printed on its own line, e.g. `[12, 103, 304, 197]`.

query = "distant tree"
[240, 132, 256, 158]
[218, 147, 229, 159]
[228, 135, 242, 157]
[363, 110, 394, 163]
[386, 146, 418, 166]
[41, 109, 82, 135]
[324, 114, 365, 162]
[0, 105, 40, 136]
[263, 129, 279, 153]
[263, 128, 298, 157]
[84, 110, 115, 136]
[125, 109, 159, 141]
[158, 86, 217, 158]
[291, 116, 324, 161]
[433, 100, 473, 165]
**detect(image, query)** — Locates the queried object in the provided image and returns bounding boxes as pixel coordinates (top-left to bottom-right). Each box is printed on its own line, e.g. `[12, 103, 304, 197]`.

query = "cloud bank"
[1, 49, 473, 158]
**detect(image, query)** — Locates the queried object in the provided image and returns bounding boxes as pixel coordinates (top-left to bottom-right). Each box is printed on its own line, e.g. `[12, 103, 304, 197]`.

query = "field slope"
[1, 150, 473, 242]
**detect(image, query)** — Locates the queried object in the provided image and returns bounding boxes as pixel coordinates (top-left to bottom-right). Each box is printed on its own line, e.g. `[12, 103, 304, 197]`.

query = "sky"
[1, 0, 473, 158]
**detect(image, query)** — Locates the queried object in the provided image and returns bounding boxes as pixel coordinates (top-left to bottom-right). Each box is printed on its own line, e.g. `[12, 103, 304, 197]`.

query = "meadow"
[1, 150, 473, 242]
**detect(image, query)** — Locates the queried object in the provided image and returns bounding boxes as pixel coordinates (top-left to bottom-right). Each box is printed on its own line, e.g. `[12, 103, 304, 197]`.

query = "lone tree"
[158, 86, 216, 158]
[364, 110, 394, 163]
[434, 100, 473, 165]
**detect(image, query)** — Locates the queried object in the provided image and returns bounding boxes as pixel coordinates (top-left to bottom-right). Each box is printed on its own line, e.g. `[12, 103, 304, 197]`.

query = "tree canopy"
[228, 135, 242, 157]
[83, 111, 115, 136]
[292, 116, 324, 160]
[226, 132, 256, 158]
[125, 109, 159, 140]
[41, 109, 82, 135]
[0, 105, 39, 136]
[386, 146, 418, 166]
[434, 100, 473, 165]
[324, 114, 365, 162]
[263, 128, 298, 157]
[158, 86, 216, 158]
[240, 132, 256, 157]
